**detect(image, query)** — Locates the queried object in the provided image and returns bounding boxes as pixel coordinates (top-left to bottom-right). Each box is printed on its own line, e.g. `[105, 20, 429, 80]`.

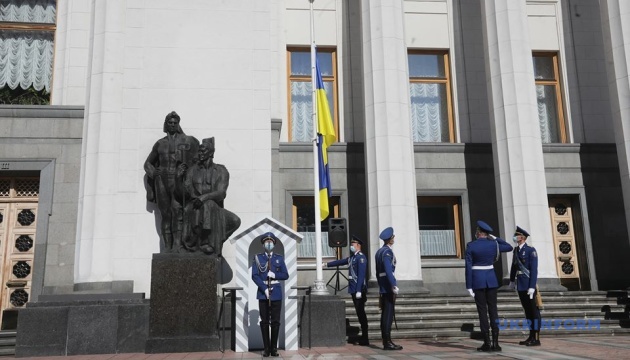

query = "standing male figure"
[375, 227, 402, 351]
[325, 235, 369, 345]
[144, 111, 199, 252]
[252, 232, 289, 357]
[465, 220, 513, 352]
[509, 226, 542, 346]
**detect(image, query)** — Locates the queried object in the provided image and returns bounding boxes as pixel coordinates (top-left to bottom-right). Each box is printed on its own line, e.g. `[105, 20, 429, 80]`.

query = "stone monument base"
[145, 253, 220, 353]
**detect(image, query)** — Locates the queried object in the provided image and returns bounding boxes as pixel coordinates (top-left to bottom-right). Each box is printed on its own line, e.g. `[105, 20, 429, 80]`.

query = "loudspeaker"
[328, 218, 347, 247]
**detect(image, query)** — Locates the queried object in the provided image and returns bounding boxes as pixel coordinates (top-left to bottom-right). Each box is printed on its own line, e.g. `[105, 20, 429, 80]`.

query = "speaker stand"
[326, 266, 348, 295]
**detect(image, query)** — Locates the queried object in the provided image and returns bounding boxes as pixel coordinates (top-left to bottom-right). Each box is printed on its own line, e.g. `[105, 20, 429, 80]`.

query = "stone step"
[340, 291, 629, 340]
[0, 331, 16, 357]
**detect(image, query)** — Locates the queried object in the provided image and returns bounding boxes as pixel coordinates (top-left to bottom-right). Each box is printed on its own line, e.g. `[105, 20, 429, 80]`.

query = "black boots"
[382, 336, 403, 350]
[477, 332, 492, 352]
[519, 330, 541, 346]
[357, 327, 369, 346]
[270, 325, 280, 356]
[490, 331, 501, 352]
[261, 324, 270, 357]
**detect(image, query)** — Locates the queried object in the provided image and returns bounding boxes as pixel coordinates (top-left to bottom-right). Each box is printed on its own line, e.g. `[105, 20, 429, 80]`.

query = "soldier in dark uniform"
[465, 220, 513, 352]
[325, 235, 369, 345]
[509, 226, 542, 346]
[375, 227, 402, 350]
[251, 232, 289, 357]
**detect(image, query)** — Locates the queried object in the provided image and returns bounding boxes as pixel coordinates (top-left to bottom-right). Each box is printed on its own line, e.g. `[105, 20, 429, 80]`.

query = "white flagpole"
[310, 0, 328, 295]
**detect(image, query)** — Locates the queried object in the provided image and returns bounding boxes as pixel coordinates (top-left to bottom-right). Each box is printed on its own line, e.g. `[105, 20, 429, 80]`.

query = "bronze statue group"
[146, 112, 541, 356]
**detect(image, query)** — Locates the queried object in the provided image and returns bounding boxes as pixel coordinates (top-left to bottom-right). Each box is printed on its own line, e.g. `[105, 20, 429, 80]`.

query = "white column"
[601, 0, 630, 246]
[481, 0, 558, 283]
[361, 0, 422, 286]
[74, 0, 126, 283]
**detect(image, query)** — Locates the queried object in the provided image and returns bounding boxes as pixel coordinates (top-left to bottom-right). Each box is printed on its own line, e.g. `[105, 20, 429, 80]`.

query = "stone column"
[481, 0, 560, 288]
[75, 0, 126, 284]
[600, 0, 630, 248]
[361, 0, 423, 290]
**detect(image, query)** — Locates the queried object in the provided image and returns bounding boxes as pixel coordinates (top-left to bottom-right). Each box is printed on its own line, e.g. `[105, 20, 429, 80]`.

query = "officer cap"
[350, 234, 363, 245]
[476, 220, 493, 234]
[515, 226, 530, 238]
[379, 227, 394, 241]
[260, 232, 278, 244]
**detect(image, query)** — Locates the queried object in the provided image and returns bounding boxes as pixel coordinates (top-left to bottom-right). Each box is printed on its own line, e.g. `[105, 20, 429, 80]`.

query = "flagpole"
[310, 0, 328, 295]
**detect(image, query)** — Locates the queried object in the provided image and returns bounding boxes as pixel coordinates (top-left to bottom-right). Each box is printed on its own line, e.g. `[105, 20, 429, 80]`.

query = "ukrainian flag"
[316, 57, 336, 221]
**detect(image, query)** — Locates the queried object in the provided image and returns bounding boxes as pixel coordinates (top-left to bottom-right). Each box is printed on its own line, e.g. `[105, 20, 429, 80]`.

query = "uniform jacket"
[509, 243, 539, 291]
[375, 245, 397, 294]
[252, 252, 289, 301]
[465, 236, 513, 289]
[327, 251, 367, 294]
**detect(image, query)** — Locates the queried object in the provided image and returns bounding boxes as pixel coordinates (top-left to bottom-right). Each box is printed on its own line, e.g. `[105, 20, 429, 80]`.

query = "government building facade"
[1, 0, 630, 325]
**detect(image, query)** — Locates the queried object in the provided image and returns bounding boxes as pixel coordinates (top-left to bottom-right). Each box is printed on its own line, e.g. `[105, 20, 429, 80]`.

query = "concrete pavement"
[12, 335, 630, 359]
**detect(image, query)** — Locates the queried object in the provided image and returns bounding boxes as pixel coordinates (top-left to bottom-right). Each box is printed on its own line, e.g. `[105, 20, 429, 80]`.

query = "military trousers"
[473, 287, 499, 334]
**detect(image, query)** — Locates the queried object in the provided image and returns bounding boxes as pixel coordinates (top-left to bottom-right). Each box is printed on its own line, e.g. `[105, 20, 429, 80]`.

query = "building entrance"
[548, 196, 590, 290]
[0, 177, 39, 327]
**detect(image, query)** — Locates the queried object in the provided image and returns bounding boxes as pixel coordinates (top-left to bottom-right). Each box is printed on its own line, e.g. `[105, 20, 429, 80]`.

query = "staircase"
[343, 291, 630, 341]
[0, 331, 16, 357]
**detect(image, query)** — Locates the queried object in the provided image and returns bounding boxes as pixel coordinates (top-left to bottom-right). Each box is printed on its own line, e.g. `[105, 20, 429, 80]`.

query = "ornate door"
[0, 178, 39, 326]
[548, 197, 581, 289]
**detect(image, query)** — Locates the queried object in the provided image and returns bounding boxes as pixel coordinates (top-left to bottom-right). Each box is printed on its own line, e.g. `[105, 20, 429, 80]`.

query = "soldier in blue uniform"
[465, 220, 513, 352]
[251, 232, 289, 357]
[509, 226, 542, 346]
[375, 227, 402, 350]
[325, 235, 369, 345]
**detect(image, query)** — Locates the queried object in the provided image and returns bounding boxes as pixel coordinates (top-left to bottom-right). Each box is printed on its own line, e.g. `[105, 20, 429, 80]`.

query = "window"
[418, 196, 463, 257]
[287, 48, 338, 142]
[408, 50, 455, 142]
[292, 196, 340, 258]
[533, 52, 567, 143]
[0, 0, 56, 105]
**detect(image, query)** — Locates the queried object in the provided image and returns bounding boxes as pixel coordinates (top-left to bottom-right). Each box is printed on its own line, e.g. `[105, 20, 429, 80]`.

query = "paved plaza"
[11, 335, 630, 359]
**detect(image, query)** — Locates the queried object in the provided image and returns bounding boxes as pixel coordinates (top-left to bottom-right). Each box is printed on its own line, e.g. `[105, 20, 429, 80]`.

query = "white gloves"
[322, 262, 327, 268]
[527, 288, 535, 299]
[267, 270, 276, 279]
[468, 289, 475, 298]
[264, 289, 270, 299]
[508, 281, 516, 290]
[392, 286, 399, 295]
[356, 292, 362, 299]
[489, 234, 497, 240]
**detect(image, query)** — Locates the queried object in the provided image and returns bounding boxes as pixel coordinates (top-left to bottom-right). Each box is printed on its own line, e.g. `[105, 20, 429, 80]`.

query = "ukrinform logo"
[496, 319, 601, 331]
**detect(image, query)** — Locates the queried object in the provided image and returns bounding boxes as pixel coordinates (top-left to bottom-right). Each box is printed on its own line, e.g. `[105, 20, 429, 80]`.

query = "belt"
[472, 265, 494, 270]
[516, 271, 525, 276]
[268, 280, 280, 285]
[378, 272, 387, 277]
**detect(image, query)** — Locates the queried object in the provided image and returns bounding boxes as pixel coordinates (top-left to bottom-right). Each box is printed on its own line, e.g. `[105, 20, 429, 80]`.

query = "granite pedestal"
[145, 253, 220, 353]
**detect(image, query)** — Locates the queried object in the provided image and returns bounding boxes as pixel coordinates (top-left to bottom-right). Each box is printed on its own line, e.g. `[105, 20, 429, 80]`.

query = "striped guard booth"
[229, 217, 303, 352]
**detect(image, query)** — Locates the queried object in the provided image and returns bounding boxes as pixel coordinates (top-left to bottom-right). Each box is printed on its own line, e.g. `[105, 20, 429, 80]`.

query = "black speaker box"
[328, 218, 347, 247]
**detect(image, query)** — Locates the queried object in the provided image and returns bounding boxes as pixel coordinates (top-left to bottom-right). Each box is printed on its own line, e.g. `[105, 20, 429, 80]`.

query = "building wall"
[0, 106, 84, 298]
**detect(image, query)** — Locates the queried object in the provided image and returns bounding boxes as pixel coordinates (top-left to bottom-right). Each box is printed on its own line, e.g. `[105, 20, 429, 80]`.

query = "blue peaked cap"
[476, 220, 493, 233]
[260, 232, 278, 244]
[515, 226, 530, 238]
[379, 227, 394, 241]
[351, 234, 364, 245]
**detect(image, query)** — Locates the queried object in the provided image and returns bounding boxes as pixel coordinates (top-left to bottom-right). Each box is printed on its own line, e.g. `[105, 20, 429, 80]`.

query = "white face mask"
[350, 245, 356, 253]
[264, 242, 274, 252]
[512, 236, 519, 243]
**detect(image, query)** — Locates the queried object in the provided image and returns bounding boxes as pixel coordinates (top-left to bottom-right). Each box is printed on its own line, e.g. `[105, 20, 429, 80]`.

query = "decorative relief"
[15, 235, 34, 252]
[12, 261, 31, 278]
[557, 222, 569, 235]
[559, 241, 571, 254]
[10, 289, 28, 307]
[561, 261, 574, 275]
[17, 209, 35, 226]
[554, 203, 567, 215]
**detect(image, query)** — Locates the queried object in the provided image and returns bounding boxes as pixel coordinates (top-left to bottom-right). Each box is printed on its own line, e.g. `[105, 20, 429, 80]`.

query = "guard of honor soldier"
[375, 227, 403, 351]
[251, 232, 289, 357]
[325, 235, 369, 346]
[465, 220, 513, 352]
[509, 226, 542, 346]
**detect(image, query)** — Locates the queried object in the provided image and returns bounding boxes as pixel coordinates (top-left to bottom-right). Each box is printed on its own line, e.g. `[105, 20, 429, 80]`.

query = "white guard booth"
[230, 217, 303, 352]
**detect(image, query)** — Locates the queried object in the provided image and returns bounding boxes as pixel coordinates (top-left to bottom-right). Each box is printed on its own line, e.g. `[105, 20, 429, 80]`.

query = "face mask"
[264, 242, 274, 252]
[350, 245, 356, 253]
[512, 236, 519, 243]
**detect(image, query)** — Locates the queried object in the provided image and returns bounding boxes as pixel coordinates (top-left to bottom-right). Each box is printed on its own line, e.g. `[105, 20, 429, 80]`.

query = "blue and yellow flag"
[316, 56, 336, 221]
